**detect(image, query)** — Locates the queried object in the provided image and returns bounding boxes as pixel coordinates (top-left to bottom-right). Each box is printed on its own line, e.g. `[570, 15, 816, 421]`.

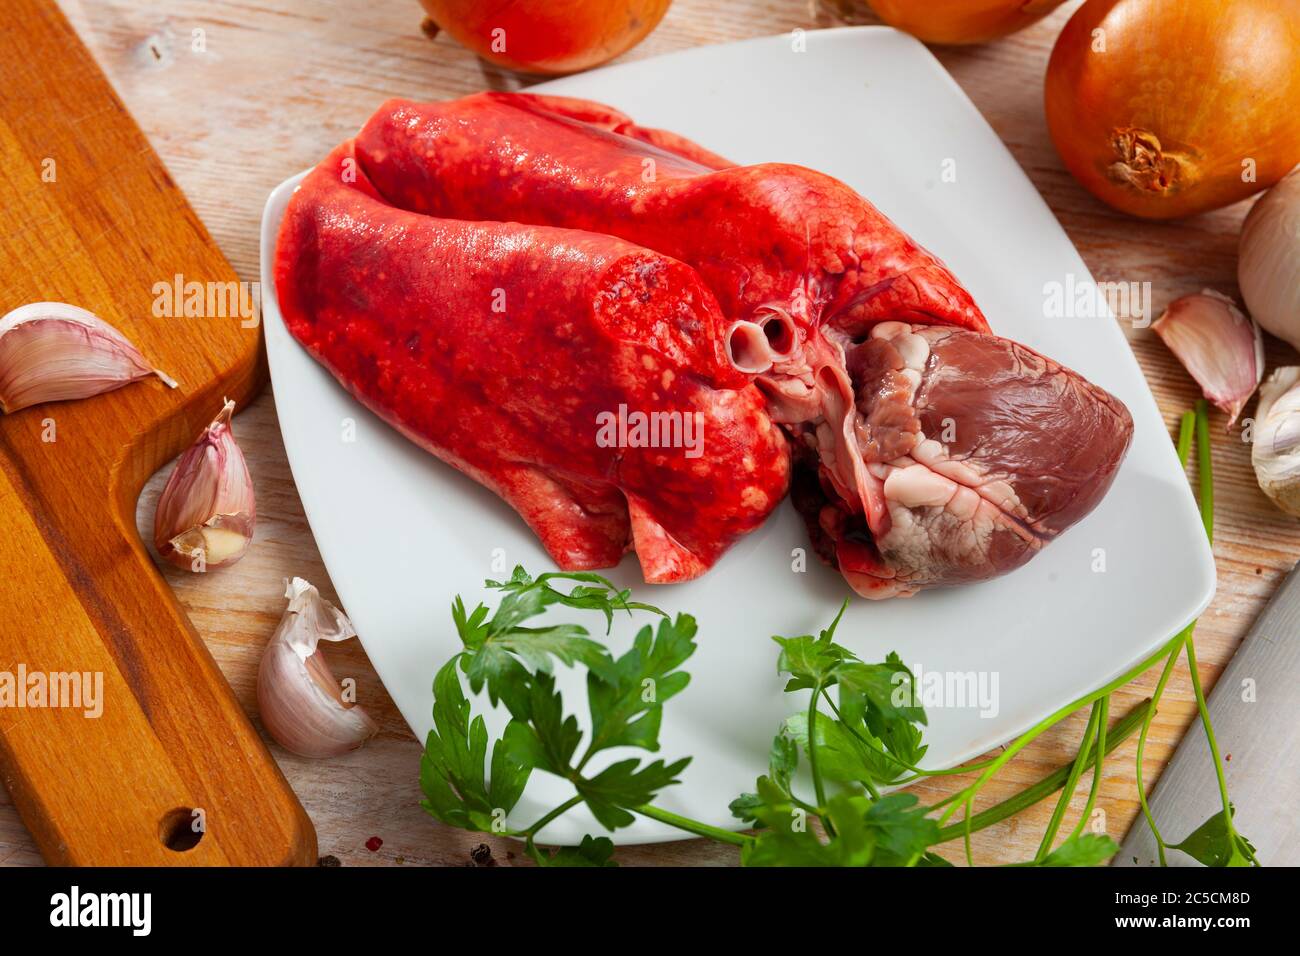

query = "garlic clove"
[1152, 289, 1263, 428]
[1252, 366, 1300, 517]
[1239, 166, 1300, 353]
[153, 399, 255, 571]
[0, 301, 177, 414]
[257, 578, 379, 758]
[169, 521, 254, 567]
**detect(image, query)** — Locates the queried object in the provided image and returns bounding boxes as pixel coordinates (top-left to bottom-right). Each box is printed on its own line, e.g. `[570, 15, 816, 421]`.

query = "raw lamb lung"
[274, 142, 790, 583]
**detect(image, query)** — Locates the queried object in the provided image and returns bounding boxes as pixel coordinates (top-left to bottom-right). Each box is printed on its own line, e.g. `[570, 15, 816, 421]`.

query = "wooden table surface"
[2, 0, 1295, 867]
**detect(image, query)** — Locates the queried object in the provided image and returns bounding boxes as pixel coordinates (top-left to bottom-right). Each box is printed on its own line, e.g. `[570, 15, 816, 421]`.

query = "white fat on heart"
[877, 484, 1038, 583]
[882, 464, 957, 508]
[878, 458, 1018, 527]
[908, 441, 982, 491]
[871, 447, 1030, 529]
[894, 334, 931, 371]
[869, 320, 909, 340]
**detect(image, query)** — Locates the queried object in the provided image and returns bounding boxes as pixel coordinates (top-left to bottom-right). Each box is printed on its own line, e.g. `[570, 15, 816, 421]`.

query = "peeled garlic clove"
[0, 302, 177, 413]
[1252, 366, 1300, 517]
[257, 578, 378, 758]
[1152, 290, 1263, 428]
[1239, 166, 1300, 353]
[153, 399, 255, 571]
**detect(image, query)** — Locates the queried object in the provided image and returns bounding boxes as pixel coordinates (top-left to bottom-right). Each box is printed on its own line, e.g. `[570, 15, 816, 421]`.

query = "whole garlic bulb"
[1252, 366, 1300, 516]
[1239, 166, 1300, 352]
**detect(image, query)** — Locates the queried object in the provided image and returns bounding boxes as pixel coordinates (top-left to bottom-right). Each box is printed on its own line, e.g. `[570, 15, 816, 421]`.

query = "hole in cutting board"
[159, 807, 204, 852]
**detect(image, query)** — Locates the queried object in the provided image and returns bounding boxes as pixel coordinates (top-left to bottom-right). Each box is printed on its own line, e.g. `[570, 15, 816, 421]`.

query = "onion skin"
[864, 0, 1067, 46]
[1046, 0, 1300, 220]
[419, 0, 671, 75]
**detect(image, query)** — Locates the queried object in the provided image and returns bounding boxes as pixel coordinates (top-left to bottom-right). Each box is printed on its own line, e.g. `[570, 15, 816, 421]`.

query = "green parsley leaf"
[776, 661, 927, 791]
[529, 834, 618, 868]
[1170, 806, 1257, 867]
[838, 652, 927, 728]
[859, 793, 941, 866]
[741, 792, 939, 867]
[729, 730, 798, 824]
[740, 777, 847, 866]
[455, 567, 671, 716]
[918, 850, 954, 866]
[576, 757, 691, 831]
[783, 710, 896, 789]
[486, 566, 664, 632]
[771, 600, 854, 692]
[584, 613, 696, 758]
[501, 671, 582, 775]
[463, 623, 608, 718]
[1033, 832, 1119, 867]
[742, 791, 888, 867]
[420, 657, 529, 833]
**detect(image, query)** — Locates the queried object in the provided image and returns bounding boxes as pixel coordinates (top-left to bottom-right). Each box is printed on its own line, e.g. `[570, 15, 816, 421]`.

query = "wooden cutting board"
[0, 0, 316, 865]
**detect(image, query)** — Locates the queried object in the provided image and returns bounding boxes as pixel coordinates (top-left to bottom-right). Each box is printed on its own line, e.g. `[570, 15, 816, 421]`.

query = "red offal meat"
[275, 142, 790, 583]
[354, 92, 990, 340]
[280, 94, 1134, 598]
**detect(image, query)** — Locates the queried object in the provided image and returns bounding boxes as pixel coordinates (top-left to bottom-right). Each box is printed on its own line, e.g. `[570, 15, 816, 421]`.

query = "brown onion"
[860, 0, 1067, 45]
[419, 0, 671, 75]
[1045, 0, 1300, 219]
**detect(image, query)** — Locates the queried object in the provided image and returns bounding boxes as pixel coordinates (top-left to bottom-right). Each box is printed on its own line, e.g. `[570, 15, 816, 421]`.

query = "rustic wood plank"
[2, 0, 1292, 866]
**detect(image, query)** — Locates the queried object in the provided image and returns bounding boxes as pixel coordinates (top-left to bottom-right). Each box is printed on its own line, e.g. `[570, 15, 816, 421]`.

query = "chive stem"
[936, 628, 1186, 831]
[1035, 700, 1101, 860]
[1194, 399, 1214, 544]
[1134, 634, 1185, 865]
[934, 698, 1151, 843]
[1070, 695, 1109, 839]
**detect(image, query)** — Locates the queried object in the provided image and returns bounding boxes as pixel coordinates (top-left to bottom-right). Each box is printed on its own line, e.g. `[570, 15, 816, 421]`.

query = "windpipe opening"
[725, 319, 775, 374]
[757, 308, 798, 359]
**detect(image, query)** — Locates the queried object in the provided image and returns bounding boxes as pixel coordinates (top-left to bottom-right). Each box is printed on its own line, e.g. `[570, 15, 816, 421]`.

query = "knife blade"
[1115, 561, 1300, 866]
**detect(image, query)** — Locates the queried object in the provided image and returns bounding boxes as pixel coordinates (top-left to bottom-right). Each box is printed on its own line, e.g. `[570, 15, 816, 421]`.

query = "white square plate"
[259, 27, 1214, 844]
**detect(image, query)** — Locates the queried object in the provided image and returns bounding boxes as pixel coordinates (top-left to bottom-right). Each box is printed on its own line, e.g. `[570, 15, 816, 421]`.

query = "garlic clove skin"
[153, 399, 255, 571]
[257, 578, 379, 759]
[0, 301, 177, 414]
[1239, 166, 1300, 353]
[1152, 289, 1263, 428]
[1252, 366, 1300, 517]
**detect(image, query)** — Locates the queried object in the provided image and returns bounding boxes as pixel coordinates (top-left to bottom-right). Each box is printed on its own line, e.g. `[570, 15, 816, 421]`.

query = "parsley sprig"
[420, 402, 1254, 866]
[421, 567, 727, 863]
